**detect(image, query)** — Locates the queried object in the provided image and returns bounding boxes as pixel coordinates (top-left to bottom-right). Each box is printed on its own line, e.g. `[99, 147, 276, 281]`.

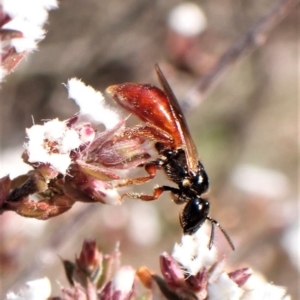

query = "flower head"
[58, 240, 134, 300]
[0, 0, 58, 78]
[171, 226, 217, 276]
[137, 226, 290, 300]
[25, 118, 82, 174]
[1, 78, 152, 219]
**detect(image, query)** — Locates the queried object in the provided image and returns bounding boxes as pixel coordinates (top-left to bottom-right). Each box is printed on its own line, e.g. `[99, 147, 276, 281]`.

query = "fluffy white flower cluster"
[1, 0, 58, 50]
[25, 79, 121, 174]
[25, 118, 82, 174]
[0, 0, 58, 79]
[172, 226, 217, 276]
[172, 227, 291, 300]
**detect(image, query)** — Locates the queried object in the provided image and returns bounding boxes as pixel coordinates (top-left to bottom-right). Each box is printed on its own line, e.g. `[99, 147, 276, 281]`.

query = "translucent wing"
[155, 64, 199, 173]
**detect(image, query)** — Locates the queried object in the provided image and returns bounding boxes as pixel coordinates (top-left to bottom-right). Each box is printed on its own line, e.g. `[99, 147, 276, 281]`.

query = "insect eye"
[164, 150, 173, 158]
[180, 198, 210, 235]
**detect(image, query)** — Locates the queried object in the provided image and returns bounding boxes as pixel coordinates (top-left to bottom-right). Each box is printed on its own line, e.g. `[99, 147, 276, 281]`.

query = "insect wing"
[155, 64, 199, 173]
[107, 84, 180, 147]
[106, 65, 199, 173]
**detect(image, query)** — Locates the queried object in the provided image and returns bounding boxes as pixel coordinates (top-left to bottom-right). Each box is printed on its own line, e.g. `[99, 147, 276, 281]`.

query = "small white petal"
[4, 17, 45, 40]
[2, 17, 44, 38]
[26, 124, 45, 139]
[47, 153, 72, 174]
[60, 129, 82, 152]
[67, 78, 121, 129]
[10, 37, 38, 52]
[26, 125, 50, 161]
[208, 273, 244, 300]
[43, 118, 67, 140]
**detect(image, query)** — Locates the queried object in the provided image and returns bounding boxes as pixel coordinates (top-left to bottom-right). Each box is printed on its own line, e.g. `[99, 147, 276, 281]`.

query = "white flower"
[0, 0, 58, 80]
[5, 277, 51, 300]
[169, 229, 291, 300]
[67, 78, 121, 130]
[2, 0, 58, 26]
[25, 118, 82, 174]
[1, 0, 58, 53]
[171, 225, 217, 275]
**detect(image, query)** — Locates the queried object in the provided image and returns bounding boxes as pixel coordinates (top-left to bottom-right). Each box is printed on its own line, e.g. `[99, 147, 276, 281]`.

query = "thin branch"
[182, 0, 299, 113]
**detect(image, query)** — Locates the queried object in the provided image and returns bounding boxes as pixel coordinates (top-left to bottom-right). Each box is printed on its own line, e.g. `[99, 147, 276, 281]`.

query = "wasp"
[107, 65, 234, 250]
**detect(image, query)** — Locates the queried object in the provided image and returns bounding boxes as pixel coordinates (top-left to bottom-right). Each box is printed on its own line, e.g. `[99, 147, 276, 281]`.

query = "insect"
[107, 65, 234, 250]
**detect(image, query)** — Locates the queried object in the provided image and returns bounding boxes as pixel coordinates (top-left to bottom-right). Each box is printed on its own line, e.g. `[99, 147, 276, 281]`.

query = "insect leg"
[116, 160, 162, 188]
[123, 185, 180, 202]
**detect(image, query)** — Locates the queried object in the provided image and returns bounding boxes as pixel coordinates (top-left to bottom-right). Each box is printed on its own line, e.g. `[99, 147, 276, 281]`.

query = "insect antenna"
[206, 216, 235, 251]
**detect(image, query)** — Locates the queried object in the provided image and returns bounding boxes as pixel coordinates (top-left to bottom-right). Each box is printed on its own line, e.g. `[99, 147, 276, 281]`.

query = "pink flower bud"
[160, 252, 186, 289]
[76, 239, 102, 278]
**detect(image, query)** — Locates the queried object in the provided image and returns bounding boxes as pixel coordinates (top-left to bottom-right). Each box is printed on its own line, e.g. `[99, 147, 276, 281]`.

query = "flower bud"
[160, 252, 185, 289]
[75, 239, 102, 283]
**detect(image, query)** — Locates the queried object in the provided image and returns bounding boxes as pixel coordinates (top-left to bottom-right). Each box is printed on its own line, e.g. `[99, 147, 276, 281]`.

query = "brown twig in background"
[181, 0, 299, 113]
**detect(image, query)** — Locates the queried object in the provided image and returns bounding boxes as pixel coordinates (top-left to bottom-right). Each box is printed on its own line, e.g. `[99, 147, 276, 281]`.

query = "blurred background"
[0, 0, 298, 298]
